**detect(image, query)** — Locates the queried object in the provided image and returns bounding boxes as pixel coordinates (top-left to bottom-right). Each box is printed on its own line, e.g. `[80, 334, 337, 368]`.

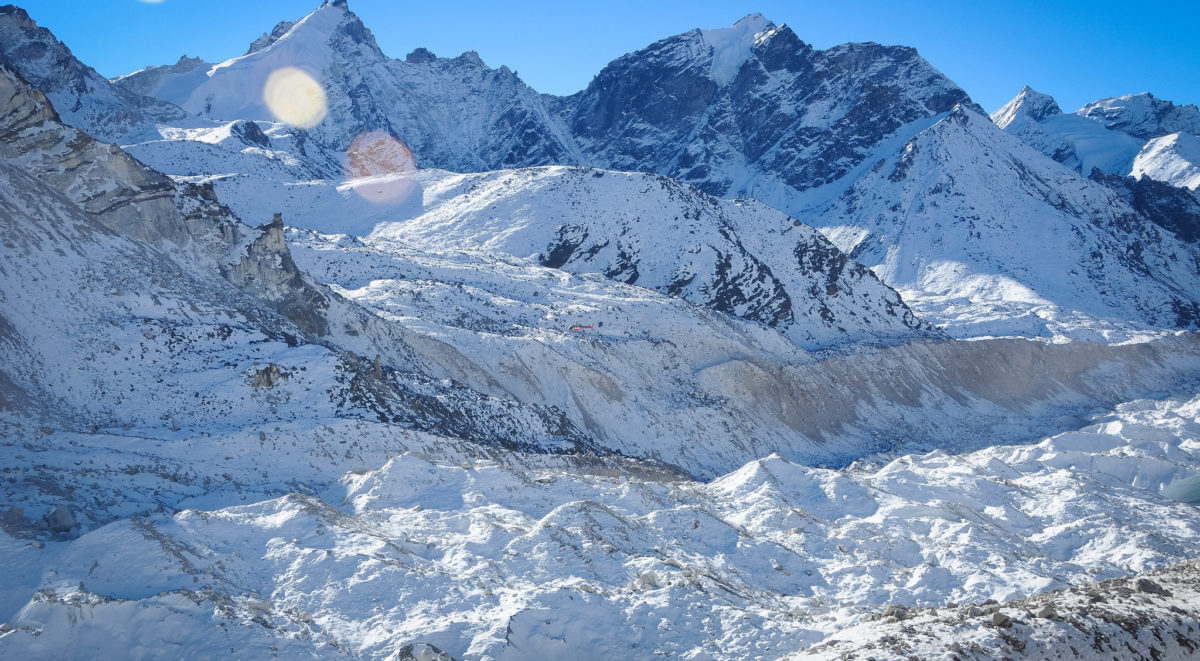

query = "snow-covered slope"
[99, 2, 1200, 343]
[284, 219, 1200, 475]
[1133, 132, 1200, 191]
[14, 49, 1200, 484]
[3, 4, 1200, 658]
[350, 166, 931, 350]
[0, 61, 603, 457]
[810, 105, 1200, 338]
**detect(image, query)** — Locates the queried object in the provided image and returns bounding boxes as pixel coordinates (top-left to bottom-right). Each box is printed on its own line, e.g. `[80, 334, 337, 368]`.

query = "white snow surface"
[149, 4, 344, 122]
[2, 5, 1200, 659]
[177, 162, 932, 350]
[698, 13, 775, 86]
[3, 394, 1200, 658]
[992, 87, 1144, 175]
[1132, 132, 1200, 191]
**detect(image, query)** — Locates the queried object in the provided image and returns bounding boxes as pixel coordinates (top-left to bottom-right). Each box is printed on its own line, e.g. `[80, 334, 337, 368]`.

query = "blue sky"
[13, 0, 1200, 113]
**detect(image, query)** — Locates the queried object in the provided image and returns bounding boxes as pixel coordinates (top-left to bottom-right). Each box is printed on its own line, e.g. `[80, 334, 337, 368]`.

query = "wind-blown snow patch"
[699, 13, 774, 86]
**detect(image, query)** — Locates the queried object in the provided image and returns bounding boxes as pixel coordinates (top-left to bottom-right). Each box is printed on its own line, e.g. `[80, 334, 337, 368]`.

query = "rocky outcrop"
[223, 213, 330, 337]
[0, 64, 239, 254]
[797, 559, 1200, 660]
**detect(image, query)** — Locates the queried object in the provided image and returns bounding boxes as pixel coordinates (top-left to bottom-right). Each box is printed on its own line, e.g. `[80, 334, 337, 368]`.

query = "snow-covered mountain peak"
[231, 0, 383, 67]
[698, 13, 776, 85]
[123, 0, 385, 130]
[994, 87, 1200, 187]
[1078, 91, 1200, 140]
[991, 85, 1062, 128]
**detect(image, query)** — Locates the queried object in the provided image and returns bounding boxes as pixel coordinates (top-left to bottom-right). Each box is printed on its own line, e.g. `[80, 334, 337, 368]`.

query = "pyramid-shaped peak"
[242, 0, 381, 60]
[991, 85, 1062, 129]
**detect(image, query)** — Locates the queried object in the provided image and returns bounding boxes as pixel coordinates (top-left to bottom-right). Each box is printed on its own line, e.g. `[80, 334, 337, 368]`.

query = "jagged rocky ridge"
[0, 5, 190, 143]
[107, 1, 974, 202]
[1079, 92, 1200, 141]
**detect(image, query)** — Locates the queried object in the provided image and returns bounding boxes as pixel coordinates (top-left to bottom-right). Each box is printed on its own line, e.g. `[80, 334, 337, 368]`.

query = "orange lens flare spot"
[262, 67, 327, 128]
[344, 131, 418, 203]
[345, 131, 417, 178]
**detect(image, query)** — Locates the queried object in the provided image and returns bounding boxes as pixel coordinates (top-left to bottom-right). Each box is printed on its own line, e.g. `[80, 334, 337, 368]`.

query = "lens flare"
[262, 67, 327, 128]
[344, 131, 418, 203]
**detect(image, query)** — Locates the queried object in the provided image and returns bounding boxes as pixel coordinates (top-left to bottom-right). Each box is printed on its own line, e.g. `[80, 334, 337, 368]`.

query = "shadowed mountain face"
[567, 19, 976, 198]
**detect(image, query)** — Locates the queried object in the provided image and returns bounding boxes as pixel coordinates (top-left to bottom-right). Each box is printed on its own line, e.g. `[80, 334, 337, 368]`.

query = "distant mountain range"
[10, 0, 1190, 339]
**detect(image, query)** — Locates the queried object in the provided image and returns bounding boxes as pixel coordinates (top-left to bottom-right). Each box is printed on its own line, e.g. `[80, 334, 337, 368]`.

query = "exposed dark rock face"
[245, 20, 297, 54]
[567, 23, 978, 197]
[405, 47, 437, 64]
[230, 119, 270, 148]
[334, 352, 599, 454]
[1091, 168, 1200, 244]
